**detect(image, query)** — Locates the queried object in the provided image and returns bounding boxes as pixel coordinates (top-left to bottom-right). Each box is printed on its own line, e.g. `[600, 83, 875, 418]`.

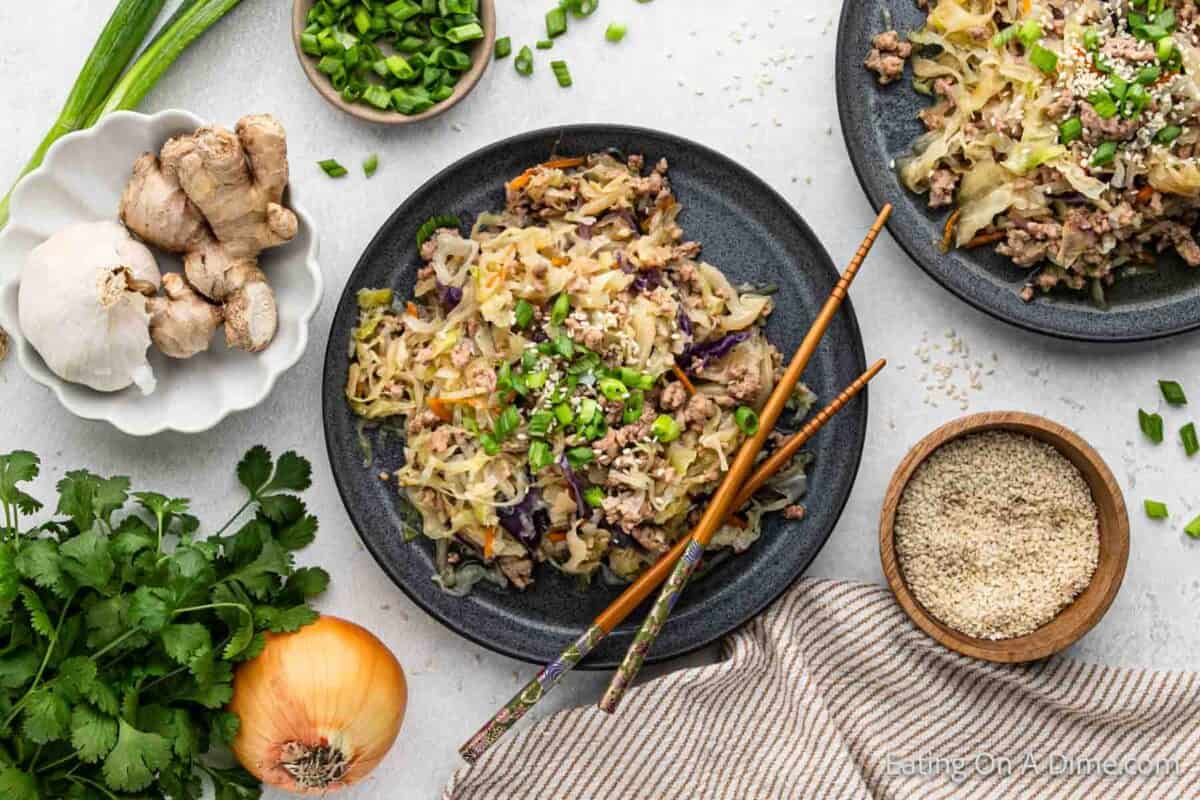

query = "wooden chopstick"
[459, 204, 892, 759]
[597, 205, 892, 713]
[458, 359, 885, 762]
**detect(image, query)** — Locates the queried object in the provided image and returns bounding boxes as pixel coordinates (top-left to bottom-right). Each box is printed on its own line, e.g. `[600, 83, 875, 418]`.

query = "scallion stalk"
[0, 0, 170, 228]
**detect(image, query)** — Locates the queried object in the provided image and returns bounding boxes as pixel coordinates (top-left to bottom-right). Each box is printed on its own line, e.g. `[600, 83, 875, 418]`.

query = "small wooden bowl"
[879, 411, 1129, 663]
[291, 0, 495, 125]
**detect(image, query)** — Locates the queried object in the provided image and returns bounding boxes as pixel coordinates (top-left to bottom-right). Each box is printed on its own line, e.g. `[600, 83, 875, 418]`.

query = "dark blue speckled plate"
[322, 125, 867, 667]
[836, 1, 1200, 342]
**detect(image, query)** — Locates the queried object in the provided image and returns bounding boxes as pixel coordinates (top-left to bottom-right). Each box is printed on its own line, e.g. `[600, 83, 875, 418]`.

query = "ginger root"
[121, 114, 297, 354]
[148, 273, 224, 359]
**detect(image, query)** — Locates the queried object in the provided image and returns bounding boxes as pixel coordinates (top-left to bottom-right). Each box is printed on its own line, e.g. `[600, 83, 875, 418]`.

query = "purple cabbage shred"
[497, 489, 551, 553]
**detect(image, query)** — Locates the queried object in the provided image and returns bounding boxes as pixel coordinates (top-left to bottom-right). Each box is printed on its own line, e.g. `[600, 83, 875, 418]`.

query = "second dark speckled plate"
[322, 125, 867, 667]
[836, 1, 1200, 342]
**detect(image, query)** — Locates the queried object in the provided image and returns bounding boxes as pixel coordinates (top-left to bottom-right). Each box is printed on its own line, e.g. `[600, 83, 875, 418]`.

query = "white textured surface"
[1, 2, 1199, 798]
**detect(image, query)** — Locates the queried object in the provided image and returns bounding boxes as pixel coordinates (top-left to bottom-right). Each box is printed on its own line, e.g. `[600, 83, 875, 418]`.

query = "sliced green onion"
[446, 22, 484, 43]
[1059, 117, 1083, 145]
[550, 59, 573, 87]
[583, 486, 604, 508]
[566, 446, 595, 468]
[536, 39, 554, 49]
[515, 45, 534, 75]
[1182, 422, 1199, 456]
[318, 158, 348, 177]
[1139, 408, 1164, 443]
[528, 440, 554, 472]
[546, 7, 567, 37]
[618, 367, 655, 391]
[1160, 380, 1187, 405]
[1136, 65, 1161, 85]
[1083, 27, 1101, 51]
[651, 414, 681, 443]
[526, 371, 548, 390]
[495, 405, 521, 441]
[622, 389, 645, 425]
[598, 377, 629, 402]
[606, 23, 627, 42]
[1091, 141, 1118, 167]
[576, 397, 599, 425]
[1157, 36, 1176, 61]
[1144, 499, 1169, 519]
[1028, 44, 1058, 74]
[415, 214, 461, 247]
[514, 299, 534, 329]
[1155, 125, 1183, 145]
[1088, 89, 1118, 119]
[357, 287, 393, 308]
[734, 406, 760, 436]
[554, 403, 575, 426]
[528, 410, 554, 437]
[565, 0, 598, 16]
[494, 36, 512, 58]
[992, 25, 1018, 48]
[1187, 514, 1200, 539]
[551, 292, 571, 325]
[479, 432, 500, 456]
[1017, 20, 1043, 48]
[554, 334, 574, 359]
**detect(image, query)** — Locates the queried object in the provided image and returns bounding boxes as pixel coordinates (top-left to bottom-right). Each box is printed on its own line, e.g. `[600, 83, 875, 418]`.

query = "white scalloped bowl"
[0, 110, 322, 436]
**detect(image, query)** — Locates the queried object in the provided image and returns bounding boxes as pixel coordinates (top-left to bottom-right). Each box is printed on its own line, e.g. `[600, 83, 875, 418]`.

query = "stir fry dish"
[345, 153, 815, 593]
[867, 0, 1200, 304]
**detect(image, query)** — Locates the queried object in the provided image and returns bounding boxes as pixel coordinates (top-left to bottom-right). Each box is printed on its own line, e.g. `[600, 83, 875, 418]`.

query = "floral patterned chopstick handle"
[459, 623, 606, 763]
[598, 538, 705, 713]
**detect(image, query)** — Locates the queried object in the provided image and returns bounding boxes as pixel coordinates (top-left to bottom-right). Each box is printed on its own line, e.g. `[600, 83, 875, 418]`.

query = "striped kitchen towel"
[444, 578, 1200, 799]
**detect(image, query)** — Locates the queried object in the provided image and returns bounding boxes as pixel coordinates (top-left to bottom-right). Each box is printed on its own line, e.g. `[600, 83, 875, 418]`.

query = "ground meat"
[784, 505, 806, 520]
[470, 365, 497, 393]
[928, 167, 959, 209]
[1080, 103, 1142, 145]
[726, 363, 762, 402]
[429, 427, 452, 453]
[996, 229, 1057, 268]
[683, 393, 715, 429]
[450, 341, 474, 369]
[1162, 222, 1200, 266]
[602, 493, 654, 532]
[564, 317, 606, 349]
[864, 30, 912, 85]
[672, 241, 701, 261]
[630, 525, 671, 554]
[1101, 36, 1156, 63]
[677, 261, 702, 290]
[406, 409, 441, 436]
[593, 428, 621, 465]
[660, 381, 688, 411]
[1044, 89, 1074, 121]
[498, 556, 533, 590]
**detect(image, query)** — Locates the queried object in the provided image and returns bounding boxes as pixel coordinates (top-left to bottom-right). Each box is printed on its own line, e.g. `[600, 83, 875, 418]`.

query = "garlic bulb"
[18, 221, 162, 394]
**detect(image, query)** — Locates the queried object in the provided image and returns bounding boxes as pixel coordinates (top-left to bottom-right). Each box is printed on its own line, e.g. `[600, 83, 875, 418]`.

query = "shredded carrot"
[941, 209, 962, 253]
[427, 397, 452, 422]
[964, 230, 1007, 248]
[1022, 0, 1031, 14]
[551, 256, 570, 266]
[406, 301, 418, 317]
[671, 364, 697, 395]
[506, 157, 587, 192]
[483, 527, 496, 560]
[1136, 185, 1155, 205]
[547, 531, 567, 543]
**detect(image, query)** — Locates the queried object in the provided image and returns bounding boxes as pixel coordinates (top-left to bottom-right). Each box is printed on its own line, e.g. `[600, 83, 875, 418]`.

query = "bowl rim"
[290, 0, 496, 125]
[878, 411, 1130, 663]
[0, 108, 324, 437]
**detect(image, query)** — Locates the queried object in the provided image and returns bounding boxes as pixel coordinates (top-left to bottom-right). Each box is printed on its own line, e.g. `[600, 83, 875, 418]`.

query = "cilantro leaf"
[57, 656, 119, 715]
[72, 705, 118, 763]
[18, 585, 53, 638]
[60, 528, 115, 590]
[0, 451, 41, 518]
[206, 765, 262, 800]
[236, 446, 273, 496]
[257, 494, 305, 525]
[0, 650, 39, 689]
[227, 537, 292, 593]
[235, 632, 267, 663]
[161, 624, 214, 685]
[277, 515, 318, 551]
[285, 567, 330, 599]
[223, 614, 255, 661]
[210, 711, 240, 745]
[22, 687, 71, 743]
[15, 539, 70, 598]
[134, 492, 190, 519]
[139, 704, 198, 760]
[265, 452, 312, 494]
[0, 542, 18, 603]
[260, 605, 319, 634]
[129, 587, 173, 633]
[0, 767, 39, 800]
[102, 719, 173, 792]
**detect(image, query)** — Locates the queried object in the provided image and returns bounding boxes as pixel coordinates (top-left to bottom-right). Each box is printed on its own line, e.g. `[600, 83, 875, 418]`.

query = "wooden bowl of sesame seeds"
[879, 412, 1129, 664]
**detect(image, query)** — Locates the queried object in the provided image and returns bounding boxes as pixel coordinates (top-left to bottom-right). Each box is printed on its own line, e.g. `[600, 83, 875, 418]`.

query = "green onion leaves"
[318, 158, 348, 177]
[416, 214, 462, 247]
[1159, 380, 1187, 405]
[551, 59, 573, 87]
[651, 414, 681, 443]
[734, 406, 760, 436]
[1144, 499, 1169, 519]
[495, 36, 512, 58]
[516, 45, 534, 74]
[1139, 409, 1164, 443]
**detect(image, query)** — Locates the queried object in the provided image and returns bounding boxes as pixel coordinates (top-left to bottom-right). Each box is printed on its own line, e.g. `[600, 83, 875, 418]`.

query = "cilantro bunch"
[0, 446, 328, 799]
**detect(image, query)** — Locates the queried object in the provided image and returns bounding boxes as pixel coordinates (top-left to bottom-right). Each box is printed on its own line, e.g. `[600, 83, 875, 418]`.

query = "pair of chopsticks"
[459, 204, 892, 763]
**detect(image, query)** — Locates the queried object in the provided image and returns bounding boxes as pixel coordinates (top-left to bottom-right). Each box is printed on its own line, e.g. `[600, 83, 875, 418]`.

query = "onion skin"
[229, 615, 407, 795]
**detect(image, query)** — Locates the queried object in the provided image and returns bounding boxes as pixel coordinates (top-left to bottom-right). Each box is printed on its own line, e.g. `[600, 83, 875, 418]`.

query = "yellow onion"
[229, 615, 406, 795]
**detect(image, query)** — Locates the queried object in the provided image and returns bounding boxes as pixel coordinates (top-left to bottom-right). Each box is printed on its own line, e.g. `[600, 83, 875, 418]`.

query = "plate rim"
[322, 122, 868, 666]
[834, 0, 1200, 344]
